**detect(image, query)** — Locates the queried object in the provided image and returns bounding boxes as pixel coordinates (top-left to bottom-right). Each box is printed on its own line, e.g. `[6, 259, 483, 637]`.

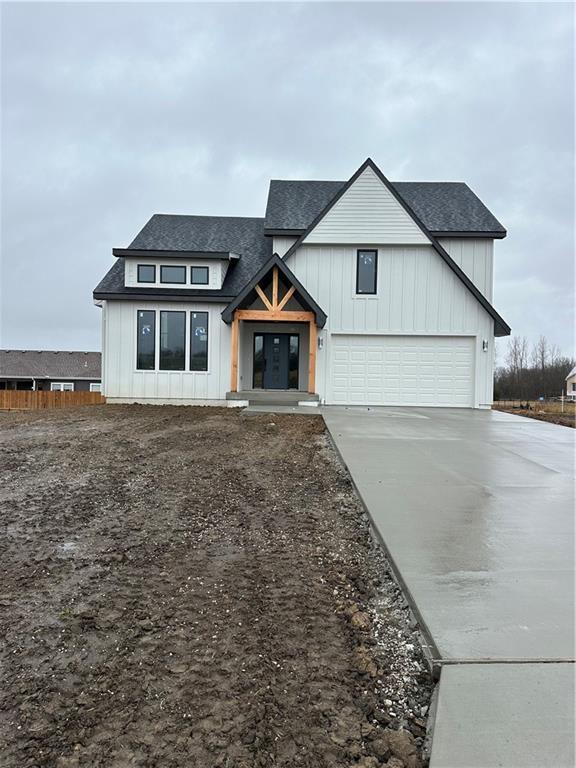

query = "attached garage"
[330, 335, 475, 407]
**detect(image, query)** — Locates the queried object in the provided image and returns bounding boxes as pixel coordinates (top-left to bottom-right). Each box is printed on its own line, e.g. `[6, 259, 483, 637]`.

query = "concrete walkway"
[322, 407, 575, 767]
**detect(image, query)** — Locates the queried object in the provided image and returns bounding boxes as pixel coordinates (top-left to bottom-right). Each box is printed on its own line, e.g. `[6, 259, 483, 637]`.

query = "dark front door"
[253, 333, 299, 390]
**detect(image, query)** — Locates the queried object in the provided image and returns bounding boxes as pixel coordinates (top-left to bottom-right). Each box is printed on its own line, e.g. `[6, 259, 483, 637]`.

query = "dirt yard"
[0, 405, 432, 768]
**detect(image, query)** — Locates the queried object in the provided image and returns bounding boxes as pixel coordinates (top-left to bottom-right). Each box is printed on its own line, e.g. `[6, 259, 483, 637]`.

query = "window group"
[137, 310, 209, 372]
[137, 264, 210, 286]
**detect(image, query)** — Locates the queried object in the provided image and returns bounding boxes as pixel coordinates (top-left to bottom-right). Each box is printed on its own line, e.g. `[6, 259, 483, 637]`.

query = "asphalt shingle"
[0, 350, 101, 380]
[94, 215, 273, 300]
[264, 179, 506, 235]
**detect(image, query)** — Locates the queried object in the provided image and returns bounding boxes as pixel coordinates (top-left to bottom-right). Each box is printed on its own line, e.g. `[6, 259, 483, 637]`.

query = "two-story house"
[93, 158, 510, 408]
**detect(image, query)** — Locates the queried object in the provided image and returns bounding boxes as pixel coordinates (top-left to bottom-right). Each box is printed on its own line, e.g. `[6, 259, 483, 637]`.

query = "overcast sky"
[1, 1, 574, 359]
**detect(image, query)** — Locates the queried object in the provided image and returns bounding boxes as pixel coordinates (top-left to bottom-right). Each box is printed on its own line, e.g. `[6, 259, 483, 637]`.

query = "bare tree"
[506, 336, 529, 396]
[531, 335, 548, 371]
[495, 334, 574, 400]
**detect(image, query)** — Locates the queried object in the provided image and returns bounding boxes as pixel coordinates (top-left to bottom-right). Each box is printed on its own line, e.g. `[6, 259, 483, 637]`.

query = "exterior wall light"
[482, 339, 488, 352]
[318, 334, 324, 350]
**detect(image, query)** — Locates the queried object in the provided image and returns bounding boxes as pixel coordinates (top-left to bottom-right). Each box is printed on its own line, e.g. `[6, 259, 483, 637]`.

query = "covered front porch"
[221, 255, 326, 401]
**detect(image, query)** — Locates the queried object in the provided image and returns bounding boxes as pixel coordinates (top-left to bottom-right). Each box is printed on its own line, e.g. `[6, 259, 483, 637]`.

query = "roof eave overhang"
[263, 228, 305, 237]
[265, 228, 507, 240]
[434, 230, 507, 240]
[93, 291, 234, 303]
[113, 248, 239, 260]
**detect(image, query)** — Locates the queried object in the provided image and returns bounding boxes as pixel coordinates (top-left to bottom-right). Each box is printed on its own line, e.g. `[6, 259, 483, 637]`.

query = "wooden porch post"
[308, 320, 317, 394]
[230, 315, 239, 392]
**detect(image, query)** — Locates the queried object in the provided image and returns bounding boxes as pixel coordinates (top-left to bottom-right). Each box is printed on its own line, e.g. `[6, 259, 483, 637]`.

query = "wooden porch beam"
[230, 316, 239, 392]
[235, 309, 315, 323]
[255, 284, 273, 311]
[276, 285, 296, 312]
[308, 320, 317, 394]
[272, 266, 279, 309]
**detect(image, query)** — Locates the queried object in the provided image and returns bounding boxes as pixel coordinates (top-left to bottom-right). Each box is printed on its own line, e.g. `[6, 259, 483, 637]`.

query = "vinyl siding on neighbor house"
[286, 243, 495, 407]
[102, 300, 231, 402]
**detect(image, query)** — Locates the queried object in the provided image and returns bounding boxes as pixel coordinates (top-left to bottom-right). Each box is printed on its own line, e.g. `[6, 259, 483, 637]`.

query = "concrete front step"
[227, 390, 319, 406]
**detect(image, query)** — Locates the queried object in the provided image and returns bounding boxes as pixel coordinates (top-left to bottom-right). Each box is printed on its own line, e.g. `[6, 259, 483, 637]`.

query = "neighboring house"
[93, 158, 510, 409]
[0, 350, 101, 392]
[566, 366, 576, 400]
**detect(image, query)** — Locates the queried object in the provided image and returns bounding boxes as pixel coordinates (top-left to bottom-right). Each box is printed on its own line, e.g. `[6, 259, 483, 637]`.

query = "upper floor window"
[137, 264, 156, 283]
[160, 265, 186, 284]
[356, 250, 378, 295]
[191, 266, 209, 285]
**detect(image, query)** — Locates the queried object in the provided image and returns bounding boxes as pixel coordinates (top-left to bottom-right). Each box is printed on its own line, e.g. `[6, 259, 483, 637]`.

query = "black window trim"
[137, 264, 156, 284]
[190, 265, 209, 285]
[356, 249, 378, 295]
[160, 264, 187, 284]
[159, 310, 186, 371]
[136, 309, 157, 371]
[190, 311, 209, 372]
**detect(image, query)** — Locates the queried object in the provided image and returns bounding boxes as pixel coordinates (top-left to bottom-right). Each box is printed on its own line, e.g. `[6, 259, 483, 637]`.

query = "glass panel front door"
[253, 333, 299, 390]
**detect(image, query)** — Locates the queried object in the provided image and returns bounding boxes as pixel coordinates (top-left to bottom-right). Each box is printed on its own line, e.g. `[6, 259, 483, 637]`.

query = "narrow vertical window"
[190, 312, 209, 371]
[160, 311, 186, 370]
[253, 334, 264, 388]
[356, 250, 378, 295]
[288, 335, 299, 389]
[137, 310, 156, 370]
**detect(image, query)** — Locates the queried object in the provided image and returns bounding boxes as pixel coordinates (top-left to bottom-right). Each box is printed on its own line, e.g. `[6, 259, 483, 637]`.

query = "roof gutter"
[112, 248, 240, 261]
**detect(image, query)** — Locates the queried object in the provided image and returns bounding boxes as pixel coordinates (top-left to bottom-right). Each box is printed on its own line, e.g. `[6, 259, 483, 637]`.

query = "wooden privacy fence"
[0, 390, 106, 411]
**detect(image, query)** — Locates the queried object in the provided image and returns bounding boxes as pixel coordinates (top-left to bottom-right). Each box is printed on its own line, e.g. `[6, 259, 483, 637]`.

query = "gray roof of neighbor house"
[0, 350, 101, 380]
[94, 215, 272, 300]
[264, 180, 507, 236]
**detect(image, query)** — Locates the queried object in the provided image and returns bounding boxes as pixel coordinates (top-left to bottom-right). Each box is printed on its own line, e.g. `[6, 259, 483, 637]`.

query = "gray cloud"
[1, 2, 573, 355]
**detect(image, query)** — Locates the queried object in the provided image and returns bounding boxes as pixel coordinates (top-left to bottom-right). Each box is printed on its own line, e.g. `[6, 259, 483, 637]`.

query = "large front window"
[190, 312, 208, 371]
[137, 310, 156, 370]
[356, 250, 378, 294]
[160, 311, 186, 370]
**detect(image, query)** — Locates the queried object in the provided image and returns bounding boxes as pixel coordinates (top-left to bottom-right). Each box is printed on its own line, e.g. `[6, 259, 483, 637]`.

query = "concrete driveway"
[323, 407, 575, 767]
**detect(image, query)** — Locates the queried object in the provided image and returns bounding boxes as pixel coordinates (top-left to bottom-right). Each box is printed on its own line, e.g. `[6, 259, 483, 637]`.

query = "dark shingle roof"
[94, 215, 273, 300]
[0, 350, 101, 380]
[264, 179, 506, 235]
[94, 175, 505, 304]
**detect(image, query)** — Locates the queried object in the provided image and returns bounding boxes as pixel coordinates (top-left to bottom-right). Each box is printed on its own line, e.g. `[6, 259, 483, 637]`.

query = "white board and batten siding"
[303, 166, 429, 246]
[439, 238, 494, 301]
[102, 300, 231, 403]
[287, 244, 495, 408]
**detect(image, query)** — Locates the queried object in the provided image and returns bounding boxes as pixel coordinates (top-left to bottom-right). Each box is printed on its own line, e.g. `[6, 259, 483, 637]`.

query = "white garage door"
[330, 335, 475, 407]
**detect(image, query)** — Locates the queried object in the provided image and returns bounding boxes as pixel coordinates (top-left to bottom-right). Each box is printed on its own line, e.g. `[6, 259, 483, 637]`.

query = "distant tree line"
[494, 336, 574, 400]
